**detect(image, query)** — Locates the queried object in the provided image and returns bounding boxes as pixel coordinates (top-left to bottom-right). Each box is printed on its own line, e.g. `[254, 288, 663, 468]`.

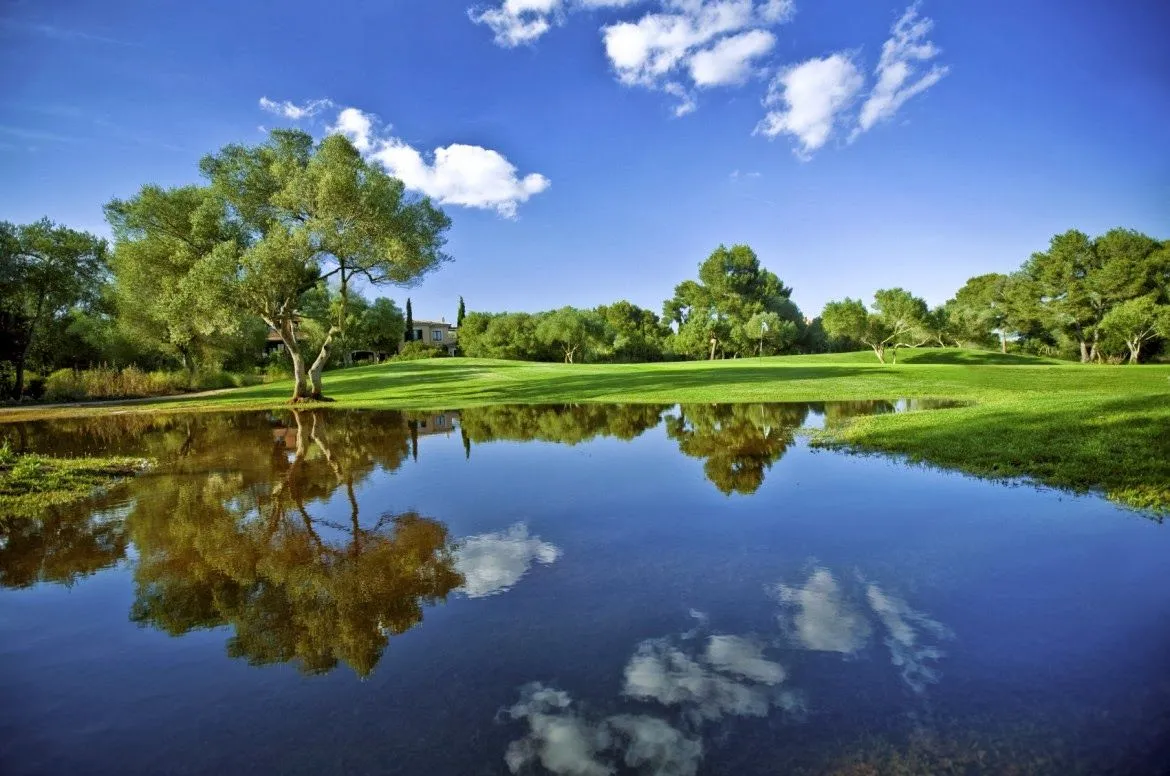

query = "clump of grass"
[0, 442, 152, 517]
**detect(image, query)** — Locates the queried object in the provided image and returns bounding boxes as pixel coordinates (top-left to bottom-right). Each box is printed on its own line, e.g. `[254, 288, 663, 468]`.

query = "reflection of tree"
[0, 409, 461, 677]
[126, 410, 462, 677]
[0, 502, 127, 589]
[666, 404, 810, 495]
[459, 404, 668, 446]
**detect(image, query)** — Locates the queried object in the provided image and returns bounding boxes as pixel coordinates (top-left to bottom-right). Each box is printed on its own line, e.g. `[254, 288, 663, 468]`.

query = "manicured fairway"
[2, 349, 1167, 514]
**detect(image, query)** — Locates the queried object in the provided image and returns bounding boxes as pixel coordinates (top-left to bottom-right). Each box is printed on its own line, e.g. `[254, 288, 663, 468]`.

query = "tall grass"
[43, 366, 262, 402]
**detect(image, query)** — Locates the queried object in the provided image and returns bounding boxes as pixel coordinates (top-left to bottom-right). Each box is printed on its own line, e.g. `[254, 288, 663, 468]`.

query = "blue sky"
[2, 0, 1167, 322]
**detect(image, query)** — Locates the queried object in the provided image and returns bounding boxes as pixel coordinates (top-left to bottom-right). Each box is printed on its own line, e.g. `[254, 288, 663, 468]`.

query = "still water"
[1, 403, 1167, 775]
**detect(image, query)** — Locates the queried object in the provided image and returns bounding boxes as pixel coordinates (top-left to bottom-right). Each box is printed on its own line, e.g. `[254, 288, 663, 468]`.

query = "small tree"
[457, 296, 466, 328]
[535, 307, 604, 363]
[361, 298, 406, 359]
[821, 289, 929, 364]
[743, 311, 798, 356]
[405, 297, 414, 342]
[1100, 296, 1169, 364]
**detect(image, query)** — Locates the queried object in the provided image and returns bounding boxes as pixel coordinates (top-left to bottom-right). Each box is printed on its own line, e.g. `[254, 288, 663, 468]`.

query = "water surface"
[1, 403, 1167, 775]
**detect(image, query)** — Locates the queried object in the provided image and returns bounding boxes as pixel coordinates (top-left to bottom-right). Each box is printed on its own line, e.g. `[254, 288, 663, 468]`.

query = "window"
[413, 329, 423, 341]
[432, 329, 443, 341]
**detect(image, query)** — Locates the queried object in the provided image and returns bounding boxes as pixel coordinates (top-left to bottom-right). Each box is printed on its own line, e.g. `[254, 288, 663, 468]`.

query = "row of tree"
[460, 245, 823, 363]
[821, 229, 1170, 364]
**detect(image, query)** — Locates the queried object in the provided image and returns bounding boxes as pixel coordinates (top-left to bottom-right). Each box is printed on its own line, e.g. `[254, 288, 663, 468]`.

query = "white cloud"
[454, 523, 561, 596]
[755, 53, 863, 158]
[853, 3, 948, 138]
[258, 97, 334, 120]
[326, 107, 550, 218]
[772, 568, 872, 653]
[472, 1, 793, 115]
[688, 29, 776, 87]
[470, 0, 644, 48]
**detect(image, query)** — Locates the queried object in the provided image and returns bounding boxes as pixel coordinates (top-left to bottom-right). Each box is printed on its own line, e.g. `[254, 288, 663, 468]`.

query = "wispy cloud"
[0, 19, 138, 47]
[852, 3, 948, 139]
[258, 97, 335, 120]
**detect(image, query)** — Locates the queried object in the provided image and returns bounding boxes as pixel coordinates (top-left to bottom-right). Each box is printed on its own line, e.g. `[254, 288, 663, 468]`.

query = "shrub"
[42, 366, 263, 402]
[394, 341, 447, 361]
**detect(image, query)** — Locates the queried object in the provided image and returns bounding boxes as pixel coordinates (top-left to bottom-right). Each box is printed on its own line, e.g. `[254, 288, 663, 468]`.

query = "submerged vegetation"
[0, 444, 150, 517]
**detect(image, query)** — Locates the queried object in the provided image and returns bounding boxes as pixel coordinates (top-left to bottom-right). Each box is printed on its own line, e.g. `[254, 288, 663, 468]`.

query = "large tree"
[664, 245, 803, 359]
[0, 219, 108, 398]
[1021, 228, 1167, 362]
[199, 130, 450, 400]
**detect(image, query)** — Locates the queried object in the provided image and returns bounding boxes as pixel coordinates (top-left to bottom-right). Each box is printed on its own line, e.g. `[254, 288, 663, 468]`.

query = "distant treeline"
[458, 230, 1170, 365]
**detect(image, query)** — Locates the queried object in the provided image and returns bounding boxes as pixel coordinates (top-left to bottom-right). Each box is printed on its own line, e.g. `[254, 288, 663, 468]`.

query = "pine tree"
[405, 298, 413, 341]
[457, 296, 466, 328]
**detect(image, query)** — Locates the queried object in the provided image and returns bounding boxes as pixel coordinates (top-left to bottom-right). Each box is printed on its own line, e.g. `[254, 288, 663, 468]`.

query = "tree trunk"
[1079, 340, 1090, 363]
[871, 345, 885, 364]
[709, 338, 717, 360]
[307, 326, 340, 400]
[999, 330, 1007, 354]
[1127, 340, 1141, 364]
[276, 318, 309, 401]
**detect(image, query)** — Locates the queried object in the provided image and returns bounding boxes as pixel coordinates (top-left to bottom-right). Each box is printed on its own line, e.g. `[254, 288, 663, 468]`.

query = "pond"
[1, 403, 1167, 775]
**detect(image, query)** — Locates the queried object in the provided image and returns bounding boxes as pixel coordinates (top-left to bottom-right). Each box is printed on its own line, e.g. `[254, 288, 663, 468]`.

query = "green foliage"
[0, 219, 108, 398]
[595, 300, 670, 362]
[105, 185, 247, 372]
[663, 244, 804, 359]
[1099, 296, 1170, 363]
[395, 341, 446, 360]
[457, 296, 466, 328]
[821, 289, 929, 363]
[535, 306, 606, 363]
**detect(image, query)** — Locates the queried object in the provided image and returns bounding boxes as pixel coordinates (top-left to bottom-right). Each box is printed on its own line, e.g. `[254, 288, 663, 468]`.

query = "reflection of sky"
[502, 570, 953, 774]
[504, 618, 802, 776]
[772, 569, 872, 654]
[453, 523, 560, 598]
[774, 567, 952, 694]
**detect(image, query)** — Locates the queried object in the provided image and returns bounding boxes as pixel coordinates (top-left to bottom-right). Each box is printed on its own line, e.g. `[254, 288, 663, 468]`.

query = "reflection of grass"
[0, 445, 150, 518]
[1, 349, 1168, 514]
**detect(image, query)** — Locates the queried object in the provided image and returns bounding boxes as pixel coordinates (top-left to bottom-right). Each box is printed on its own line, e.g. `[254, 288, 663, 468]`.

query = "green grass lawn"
[2, 348, 1167, 515]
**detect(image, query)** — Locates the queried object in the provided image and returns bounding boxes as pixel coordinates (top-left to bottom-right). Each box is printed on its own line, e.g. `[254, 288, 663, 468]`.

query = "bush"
[394, 341, 447, 361]
[42, 366, 263, 402]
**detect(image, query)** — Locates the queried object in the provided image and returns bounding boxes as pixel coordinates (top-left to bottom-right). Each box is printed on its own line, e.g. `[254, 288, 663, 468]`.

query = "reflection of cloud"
[773, 567, 952, 695]
[505, 683, 702, 776]
[866, 585, 952, 694]
[772, 569, 872, 654]
[623, 634, 790, 722]
[455, 523, 560, 598]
